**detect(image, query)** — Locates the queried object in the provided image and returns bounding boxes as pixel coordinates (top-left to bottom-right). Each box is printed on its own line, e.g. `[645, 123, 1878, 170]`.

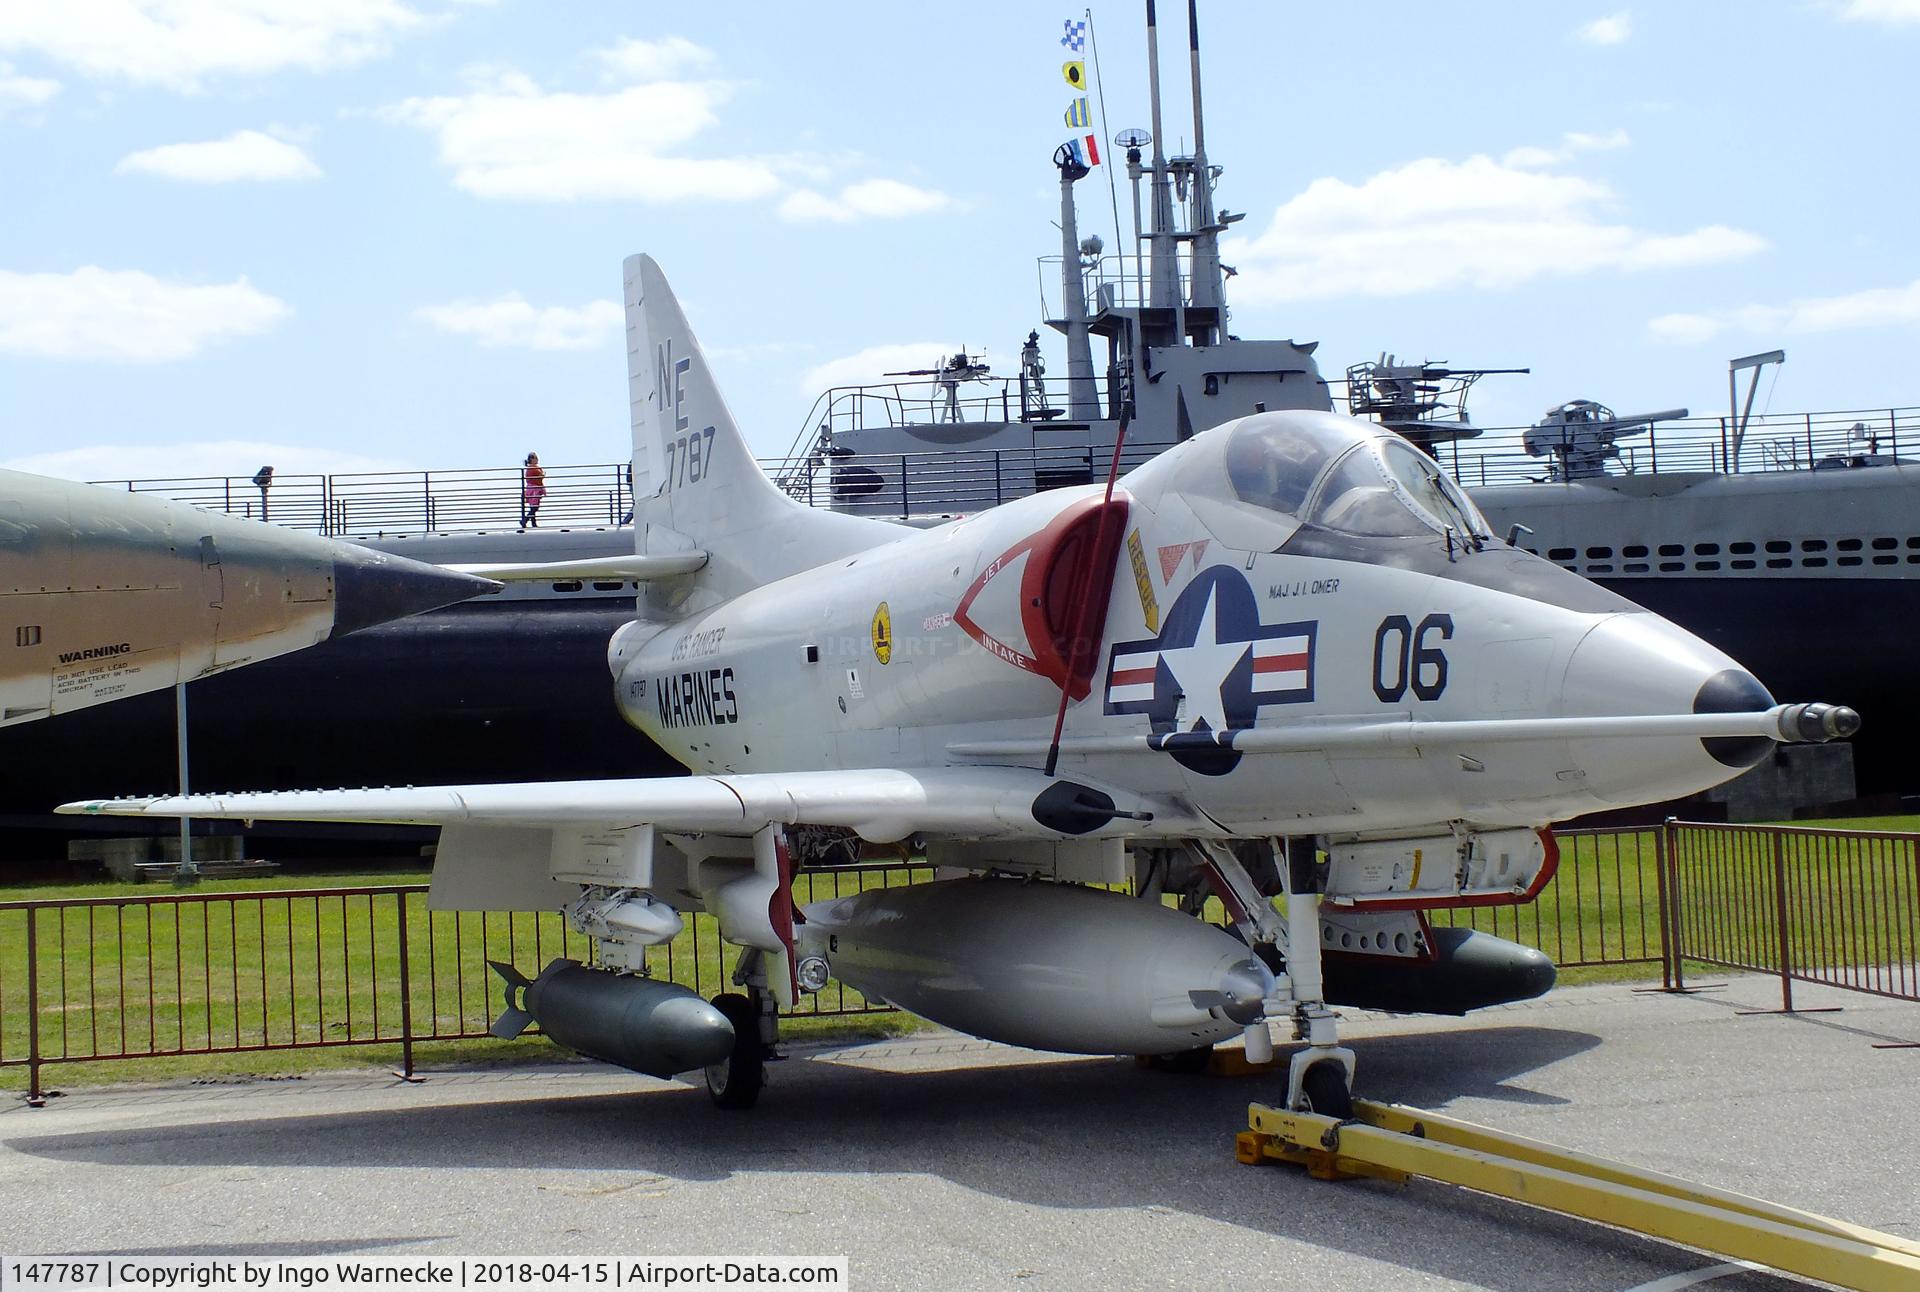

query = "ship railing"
[83, 403, 1920, 537]
[1428, 405, 1920, 487]
[89, 463, 636, 538]
[763, 441, 1165, 518]
[790, 373, 1124, 457]
[1037, 253, 1190, 317]
[87, 473, 334, 532]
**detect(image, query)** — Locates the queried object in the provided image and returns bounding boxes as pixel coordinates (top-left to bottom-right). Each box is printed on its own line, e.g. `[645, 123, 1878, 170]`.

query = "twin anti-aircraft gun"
[65, 255, 1858, 1115]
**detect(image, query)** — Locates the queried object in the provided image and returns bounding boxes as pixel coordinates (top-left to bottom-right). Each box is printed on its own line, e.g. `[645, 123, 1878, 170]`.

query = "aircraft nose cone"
[1693, 667, 1777, 769]
[1207, 957, 1276, 1025]
[1562, 612, 1778, 804]
[652, 995, 738, 1071]
[328, 543, 500, 638]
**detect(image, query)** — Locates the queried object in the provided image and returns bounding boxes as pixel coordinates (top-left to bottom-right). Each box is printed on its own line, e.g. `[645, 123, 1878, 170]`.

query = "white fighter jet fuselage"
[65, 255, 1856, 1113]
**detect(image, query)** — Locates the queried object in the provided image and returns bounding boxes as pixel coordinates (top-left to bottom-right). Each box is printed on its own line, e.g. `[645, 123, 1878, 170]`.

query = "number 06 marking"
[1372, 613, 1453, 702]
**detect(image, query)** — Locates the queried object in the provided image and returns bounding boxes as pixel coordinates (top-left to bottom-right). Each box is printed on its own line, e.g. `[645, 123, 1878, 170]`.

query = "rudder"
[624, 254, 894, 604]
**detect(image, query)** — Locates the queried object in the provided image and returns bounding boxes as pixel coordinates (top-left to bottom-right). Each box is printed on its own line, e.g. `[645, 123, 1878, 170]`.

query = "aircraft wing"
[446, 552, 708, 582]
[58, 765, 1186, 843]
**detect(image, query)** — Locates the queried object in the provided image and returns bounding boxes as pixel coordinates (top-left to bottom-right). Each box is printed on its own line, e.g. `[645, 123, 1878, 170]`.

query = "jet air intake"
[489, 959, 734, 1078]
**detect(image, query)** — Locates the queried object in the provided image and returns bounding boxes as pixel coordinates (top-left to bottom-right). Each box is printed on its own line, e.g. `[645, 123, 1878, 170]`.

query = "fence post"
[1654, 822, 1674, 990]
[1663, 817, 1686, 992]
[396, 891, 417, 1082]
[1771, 831, 1795, 1013]
[26, 906, 45, 1107]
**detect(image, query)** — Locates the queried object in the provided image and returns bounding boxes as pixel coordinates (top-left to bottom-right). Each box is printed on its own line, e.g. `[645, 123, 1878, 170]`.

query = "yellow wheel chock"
[1238, 1099, 1920, 1292]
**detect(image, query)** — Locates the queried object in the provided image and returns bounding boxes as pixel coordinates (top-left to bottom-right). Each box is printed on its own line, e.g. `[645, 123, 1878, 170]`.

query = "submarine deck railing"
[86, 403, 1920, 536]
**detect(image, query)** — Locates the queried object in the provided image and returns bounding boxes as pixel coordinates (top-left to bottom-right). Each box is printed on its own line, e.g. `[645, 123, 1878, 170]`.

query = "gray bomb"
[489, 958, 734, 1077]
[797, 878, 1274, 1056]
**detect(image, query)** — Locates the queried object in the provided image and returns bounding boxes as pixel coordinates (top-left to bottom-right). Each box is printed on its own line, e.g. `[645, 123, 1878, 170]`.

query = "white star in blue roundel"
[1103, 566, 1317, 774]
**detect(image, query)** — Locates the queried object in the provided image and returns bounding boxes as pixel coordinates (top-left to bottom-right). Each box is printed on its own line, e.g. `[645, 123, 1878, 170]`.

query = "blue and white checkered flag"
[1061, 18, 1087, 52]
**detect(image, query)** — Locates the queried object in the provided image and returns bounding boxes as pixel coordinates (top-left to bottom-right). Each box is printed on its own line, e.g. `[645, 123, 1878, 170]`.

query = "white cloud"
[1221, 149, 1765, 303]
[0, 60, 58, 111]
[1576, 11, 1633, 45]
[1649, 278, 1920, 345]
[594, 35, 713, 81]
[779, 178, 954, 224]
[4, 442, 415, 482]
[802, 342, 971, 395]
[415, 292, 622, 350]
[1836, 0, 1920, 23]
[116, 130, 321, 183]
[0, 0, 428, 92]
[1502, 128, 1631, 169]
[380, 55, 782, 203]
[0, 267, 288, 361]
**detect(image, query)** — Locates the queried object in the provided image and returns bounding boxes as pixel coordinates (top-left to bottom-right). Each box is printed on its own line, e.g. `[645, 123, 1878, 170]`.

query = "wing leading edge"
[58, 765, 1191, 843]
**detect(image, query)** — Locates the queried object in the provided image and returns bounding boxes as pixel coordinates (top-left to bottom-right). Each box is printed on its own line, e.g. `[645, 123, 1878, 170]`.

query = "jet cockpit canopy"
[1218, 411, 1493, 540]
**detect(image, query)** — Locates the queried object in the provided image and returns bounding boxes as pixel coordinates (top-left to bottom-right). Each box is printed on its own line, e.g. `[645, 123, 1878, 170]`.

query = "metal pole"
[26, 908, 45, 1106]
[396, 891, 418, 1081]
[1772, 832, 1794, 1013]
[1654, 822, 1674, 991]
[1665, 818, 1686, 993]
[173, 682, 198, 886]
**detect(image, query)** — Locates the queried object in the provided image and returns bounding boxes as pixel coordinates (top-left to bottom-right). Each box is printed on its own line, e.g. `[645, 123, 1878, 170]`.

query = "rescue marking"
[1126, 529, 1159, 632]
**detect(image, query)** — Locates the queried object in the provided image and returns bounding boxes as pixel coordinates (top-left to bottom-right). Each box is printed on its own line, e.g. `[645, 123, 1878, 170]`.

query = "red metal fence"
[0, 865, 926, 1104]
[1665, 821, 1920, 1010]
[5, 824, 1915, 1102]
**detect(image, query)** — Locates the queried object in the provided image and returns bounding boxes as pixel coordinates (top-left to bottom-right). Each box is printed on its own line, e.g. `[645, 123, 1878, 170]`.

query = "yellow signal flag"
[1062, 60, 1086, 90]
[1064, 96, 1090, 128]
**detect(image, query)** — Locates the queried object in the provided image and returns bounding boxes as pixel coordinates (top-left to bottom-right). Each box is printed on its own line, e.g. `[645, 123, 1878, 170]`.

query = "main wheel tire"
[705, 993, 765, 1110]
[1301, 1060, 1353, 1119]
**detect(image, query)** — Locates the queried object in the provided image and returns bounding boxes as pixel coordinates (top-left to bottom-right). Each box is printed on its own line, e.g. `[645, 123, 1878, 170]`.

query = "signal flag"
[1062, 60, 1085, 89]
[1065, 96, 1090, 128]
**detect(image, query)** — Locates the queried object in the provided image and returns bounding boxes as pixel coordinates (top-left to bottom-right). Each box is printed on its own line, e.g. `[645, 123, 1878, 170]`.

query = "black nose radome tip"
[330, 545, 500, 638]
[1694, 668, 1776, 769]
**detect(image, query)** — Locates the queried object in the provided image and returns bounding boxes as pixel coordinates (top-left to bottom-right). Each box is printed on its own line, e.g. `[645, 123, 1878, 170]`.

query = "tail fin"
[624, 255, 894, 604]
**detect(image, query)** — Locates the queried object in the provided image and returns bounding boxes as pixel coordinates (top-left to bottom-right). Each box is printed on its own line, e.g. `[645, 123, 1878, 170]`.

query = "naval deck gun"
[1344, 356, 1529, 455]
[1523, 400, 1692, 481]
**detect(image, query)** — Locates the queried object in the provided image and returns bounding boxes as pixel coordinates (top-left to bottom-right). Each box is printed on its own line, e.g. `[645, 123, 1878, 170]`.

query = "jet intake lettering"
[654, 667, 739, 727]
[57, 643, 131, 665]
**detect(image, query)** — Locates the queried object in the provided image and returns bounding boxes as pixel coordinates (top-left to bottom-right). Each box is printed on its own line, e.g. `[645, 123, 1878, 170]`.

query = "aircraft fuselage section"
[613, 467, 1758, 838]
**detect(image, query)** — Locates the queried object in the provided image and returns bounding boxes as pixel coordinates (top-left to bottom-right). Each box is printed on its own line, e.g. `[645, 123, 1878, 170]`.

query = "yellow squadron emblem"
[871, 601, 893, 664]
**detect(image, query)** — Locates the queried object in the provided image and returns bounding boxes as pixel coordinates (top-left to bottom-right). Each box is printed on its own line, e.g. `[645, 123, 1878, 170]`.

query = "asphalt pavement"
[2, 974, 1915, 1291]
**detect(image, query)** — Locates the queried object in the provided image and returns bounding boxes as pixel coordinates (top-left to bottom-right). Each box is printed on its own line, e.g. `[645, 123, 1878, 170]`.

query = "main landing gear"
[706, 951, 782, 1110]
[1161, 836, 1358, 1116]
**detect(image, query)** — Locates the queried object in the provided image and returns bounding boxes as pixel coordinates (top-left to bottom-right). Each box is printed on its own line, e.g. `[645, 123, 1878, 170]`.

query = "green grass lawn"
[4, 815, 1914, 1092]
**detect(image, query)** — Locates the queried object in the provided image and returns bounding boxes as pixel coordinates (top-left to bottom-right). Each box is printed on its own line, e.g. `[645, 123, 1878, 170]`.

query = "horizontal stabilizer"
[447, 552, 708, 583]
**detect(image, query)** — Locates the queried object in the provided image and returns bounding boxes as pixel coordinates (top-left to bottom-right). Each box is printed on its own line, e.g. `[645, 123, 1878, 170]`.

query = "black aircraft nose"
[329, 544, 501, 638]
[1694, 668, 1776, 769]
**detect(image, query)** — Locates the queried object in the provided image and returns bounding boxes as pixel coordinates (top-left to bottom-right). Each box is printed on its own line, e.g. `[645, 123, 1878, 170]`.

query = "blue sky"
[2, 1, 1917, 482]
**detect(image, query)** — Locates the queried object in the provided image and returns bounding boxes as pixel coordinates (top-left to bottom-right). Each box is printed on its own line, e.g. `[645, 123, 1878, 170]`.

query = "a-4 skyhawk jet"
[65, 256, 1859, 1113]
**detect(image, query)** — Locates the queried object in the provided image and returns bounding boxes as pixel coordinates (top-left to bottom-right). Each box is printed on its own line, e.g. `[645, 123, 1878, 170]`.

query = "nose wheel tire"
[705, 992, 765, 1110]
[1301, 1059, 1353, 1119]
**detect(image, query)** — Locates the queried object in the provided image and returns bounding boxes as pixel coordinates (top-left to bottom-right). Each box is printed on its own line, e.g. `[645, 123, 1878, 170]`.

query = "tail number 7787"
[663, 427, 716, 491]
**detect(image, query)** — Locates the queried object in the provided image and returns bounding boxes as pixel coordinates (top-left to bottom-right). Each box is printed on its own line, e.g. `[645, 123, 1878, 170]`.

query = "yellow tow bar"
[1238, 1099, 1920, 1292]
